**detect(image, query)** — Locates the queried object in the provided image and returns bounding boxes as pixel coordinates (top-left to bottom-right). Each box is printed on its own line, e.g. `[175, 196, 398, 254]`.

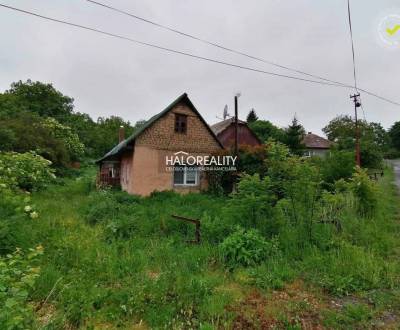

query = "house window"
[173, 166, 198, 186]
[303, 150, 313, 157]
[107, 164, 119, 178]
[175, 114, 187, 133]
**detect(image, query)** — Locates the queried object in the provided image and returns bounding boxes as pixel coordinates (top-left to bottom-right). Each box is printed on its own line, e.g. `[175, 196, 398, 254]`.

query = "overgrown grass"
[8, 166, 400, 328]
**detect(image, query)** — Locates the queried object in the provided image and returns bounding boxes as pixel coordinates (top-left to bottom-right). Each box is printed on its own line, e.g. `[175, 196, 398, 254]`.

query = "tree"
[284, 116, 305, 156]
[94, 116, 135, 157]
[5, 80, 74, 121]
[389, 121, 400, 150]
[246, 109, 258, 123]
[0, 112, 70, 167]
[322, 115, 388, 168]
[248, 120, 285, 144]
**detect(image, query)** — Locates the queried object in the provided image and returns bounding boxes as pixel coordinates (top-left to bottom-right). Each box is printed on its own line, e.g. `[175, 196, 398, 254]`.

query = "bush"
[220, 227, 275, 269]
[226, 174, 276, 233]
[41, 117, 84, 161]
[83, 189, 119, 225]
[384, 148, 400, 159]
[350, 168, 378, 218]
[0, 151, 55, 191]
[318, 150, 355, 188]
[0, 246, 43, 329]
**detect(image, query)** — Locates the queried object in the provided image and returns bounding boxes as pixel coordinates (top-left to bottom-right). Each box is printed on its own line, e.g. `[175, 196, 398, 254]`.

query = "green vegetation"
[0, 80, 139, 163]
[1, 79, 400, 328]
[1, 156, 399, 328]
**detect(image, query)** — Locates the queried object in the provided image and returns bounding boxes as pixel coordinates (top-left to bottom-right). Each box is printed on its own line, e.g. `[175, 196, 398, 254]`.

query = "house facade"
[97, 94, 223, 196]
[211, 118, 262, 149]
[302, 132, 332, 157]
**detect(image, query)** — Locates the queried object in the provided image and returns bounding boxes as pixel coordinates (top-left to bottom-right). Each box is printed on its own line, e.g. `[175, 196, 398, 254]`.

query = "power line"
[0, 3, 346, 88]
[85, 0, 400, 107]
[347, 0, 366, 120]
[347, 0, 358, 90]
[85, 0, 349, 87]
[1, 3, 400, 107]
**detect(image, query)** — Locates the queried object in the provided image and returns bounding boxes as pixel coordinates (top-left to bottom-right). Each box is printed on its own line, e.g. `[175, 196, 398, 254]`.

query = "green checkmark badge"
[387, 24, 400, 36]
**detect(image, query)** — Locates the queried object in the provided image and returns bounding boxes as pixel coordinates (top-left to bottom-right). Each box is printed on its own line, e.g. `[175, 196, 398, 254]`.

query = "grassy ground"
[23, 168, 400, 329]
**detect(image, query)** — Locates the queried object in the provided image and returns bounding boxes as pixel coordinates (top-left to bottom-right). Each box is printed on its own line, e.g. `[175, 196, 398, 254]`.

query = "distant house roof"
[210, 117, 247, 136]
[97, 93, 223, 163]
[303, 132, 332, 149]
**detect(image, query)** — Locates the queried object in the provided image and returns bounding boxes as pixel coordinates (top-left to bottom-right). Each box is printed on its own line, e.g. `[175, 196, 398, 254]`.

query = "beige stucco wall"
[121, 102, 221, 196]
[127, 146, 209, 196]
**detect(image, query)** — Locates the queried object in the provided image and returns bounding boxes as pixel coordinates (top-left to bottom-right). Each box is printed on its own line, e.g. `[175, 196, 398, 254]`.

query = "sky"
[0, 0, 399, 135]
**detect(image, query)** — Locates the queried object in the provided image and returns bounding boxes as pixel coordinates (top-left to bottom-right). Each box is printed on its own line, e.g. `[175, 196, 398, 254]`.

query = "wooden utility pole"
[234, 93, 240, 157]
[350, 93, 361, 167]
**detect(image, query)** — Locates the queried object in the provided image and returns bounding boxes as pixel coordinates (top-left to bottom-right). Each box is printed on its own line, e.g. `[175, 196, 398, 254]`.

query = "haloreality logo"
[164, 151, 237, 172]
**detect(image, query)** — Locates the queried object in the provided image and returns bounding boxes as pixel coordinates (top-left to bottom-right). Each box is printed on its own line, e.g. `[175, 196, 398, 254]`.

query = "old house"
[97, 93, 223, 196]
[210, 118, 262, 149]
[302, 132, 332, 157]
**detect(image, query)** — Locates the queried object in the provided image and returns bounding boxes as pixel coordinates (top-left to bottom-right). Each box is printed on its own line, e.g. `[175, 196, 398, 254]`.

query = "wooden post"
[171, 215, 201, 244]
[350, 93, 361, 167]
[234, 95, 239, 158]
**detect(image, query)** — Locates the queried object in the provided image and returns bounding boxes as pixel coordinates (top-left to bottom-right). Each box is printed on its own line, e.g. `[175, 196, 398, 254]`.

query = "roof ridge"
[97, 93, 222, 163]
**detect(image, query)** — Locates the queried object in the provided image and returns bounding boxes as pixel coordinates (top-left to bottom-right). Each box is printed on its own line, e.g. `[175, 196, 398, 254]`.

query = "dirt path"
[388, 159, 400, 190]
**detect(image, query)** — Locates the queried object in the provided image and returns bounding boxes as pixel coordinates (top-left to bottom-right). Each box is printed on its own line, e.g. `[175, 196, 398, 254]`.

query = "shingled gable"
[97, 93, 223, 162]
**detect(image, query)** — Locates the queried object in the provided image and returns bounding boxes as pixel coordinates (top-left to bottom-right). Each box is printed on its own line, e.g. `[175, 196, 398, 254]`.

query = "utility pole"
[350, 93, 361, 167]
[232, 93, 241, 194]
[234, 93, 240, 158]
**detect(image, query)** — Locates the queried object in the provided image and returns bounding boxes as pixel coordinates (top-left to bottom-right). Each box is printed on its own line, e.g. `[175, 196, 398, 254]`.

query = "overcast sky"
[0, 0, 399, 135]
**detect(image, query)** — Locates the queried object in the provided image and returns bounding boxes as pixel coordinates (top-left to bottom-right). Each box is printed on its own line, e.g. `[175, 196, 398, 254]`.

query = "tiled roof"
[97, 93, 223, 163]
[303, 132, 332, 149]
[210, 117, 247, 136]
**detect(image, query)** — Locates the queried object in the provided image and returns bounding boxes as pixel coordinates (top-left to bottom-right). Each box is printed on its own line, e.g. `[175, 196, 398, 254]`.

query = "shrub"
[0, 246, 43, 329]
[226, 174, 276, 233]
[41, 117, 84, 161]
[83, 189, 120, 225]
[350, 167, 378, 218]
[318, 150, 355, 188]
[201, 214, 232, 244]
[220, 227, 274, 269]
[0, 151, 55, 191]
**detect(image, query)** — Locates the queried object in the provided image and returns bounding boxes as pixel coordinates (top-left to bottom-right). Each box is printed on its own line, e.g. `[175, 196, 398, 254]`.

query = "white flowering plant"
[0, 151, 56, 191]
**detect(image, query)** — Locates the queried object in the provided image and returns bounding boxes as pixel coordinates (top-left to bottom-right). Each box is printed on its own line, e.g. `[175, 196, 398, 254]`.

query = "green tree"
[5, 80, 74, 121]
[284, 116, 305, 156]
[389, 121, 400, 150]
[0, 112, 70, 167]
[249, 120, 285, 143]
[94, 116, 135, 157]
[41, 118, 85, 161]
[246, 109, 258, 123]
[322, 115, 387, 168]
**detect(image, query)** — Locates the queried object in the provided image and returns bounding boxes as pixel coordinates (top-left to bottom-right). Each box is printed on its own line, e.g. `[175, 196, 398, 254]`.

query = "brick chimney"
[119, 126, 125, 143]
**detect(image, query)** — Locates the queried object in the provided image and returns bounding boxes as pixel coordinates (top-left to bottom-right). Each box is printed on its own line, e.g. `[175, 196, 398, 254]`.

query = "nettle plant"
[0, 245, 43, 329]
[220, 227, 279, 269]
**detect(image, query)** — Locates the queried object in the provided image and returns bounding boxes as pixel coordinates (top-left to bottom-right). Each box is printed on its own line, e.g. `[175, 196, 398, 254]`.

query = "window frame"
[174, 113, 187, 134]
[173, 166, 199, 186]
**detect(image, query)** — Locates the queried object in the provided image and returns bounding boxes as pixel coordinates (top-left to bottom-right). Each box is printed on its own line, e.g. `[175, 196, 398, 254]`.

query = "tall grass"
[6, 166, 399, 328]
